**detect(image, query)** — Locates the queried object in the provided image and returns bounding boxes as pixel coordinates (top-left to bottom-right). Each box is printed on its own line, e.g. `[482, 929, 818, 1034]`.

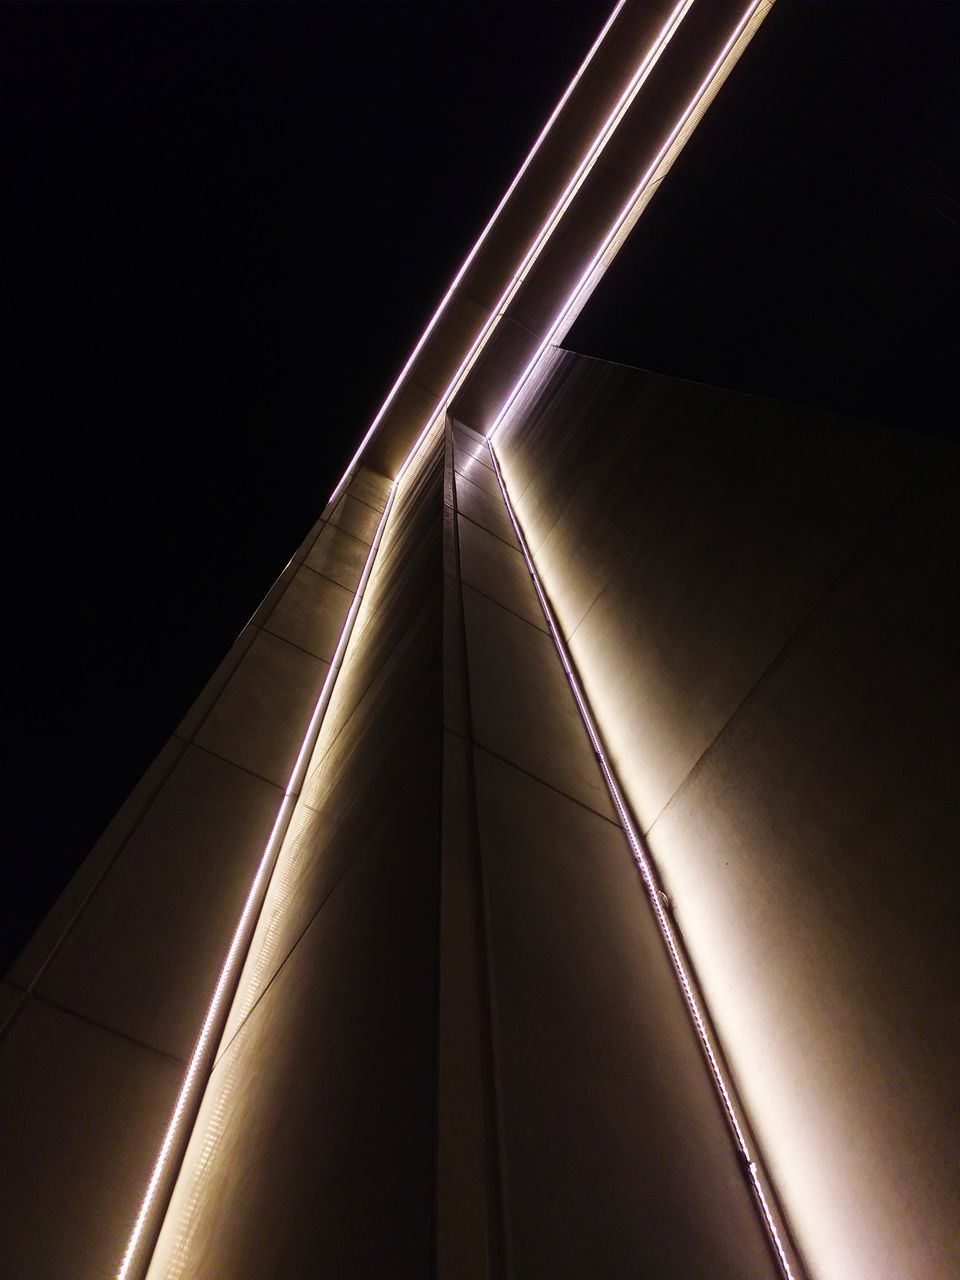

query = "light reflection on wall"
[494, 355, 960, 1278]
[331, 0, 699, 505]
[326, 0, 633, 508]
[487, 435, 798, 1279]
[126, 0, 789, 1269]
[143, 423, 444, 1279]
[488, 0, 774, 442]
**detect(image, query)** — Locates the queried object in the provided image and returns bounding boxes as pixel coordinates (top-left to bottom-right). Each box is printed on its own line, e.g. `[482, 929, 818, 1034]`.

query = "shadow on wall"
[496, 345, 960, 1280]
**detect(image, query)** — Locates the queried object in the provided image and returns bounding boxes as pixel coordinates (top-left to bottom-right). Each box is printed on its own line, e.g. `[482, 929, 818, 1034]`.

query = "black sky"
[4, 0, 959, 968]
[569, 0, 960, 436]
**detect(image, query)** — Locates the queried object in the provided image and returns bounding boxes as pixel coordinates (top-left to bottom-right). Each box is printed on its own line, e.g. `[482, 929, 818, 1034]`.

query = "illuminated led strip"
[122, 4, 774, 1271]
[332, 0, 698, 504]
[327, 0, 631, 508]
[485, 438, 799, 1280]
[117, 482, 397, 1280]
[388, 0, 694, 491]
[488, 0, 773, 442]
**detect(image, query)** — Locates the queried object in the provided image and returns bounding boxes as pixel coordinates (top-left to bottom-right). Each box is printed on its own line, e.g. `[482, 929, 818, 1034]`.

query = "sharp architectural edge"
[117, 484, 398, 1280]
[326, 0, 633, 508]
[119, 3, 787, 1273]
[385, 0, 698, 488]
[486, 436, 802, 1280]
[488, 0, 774, 443]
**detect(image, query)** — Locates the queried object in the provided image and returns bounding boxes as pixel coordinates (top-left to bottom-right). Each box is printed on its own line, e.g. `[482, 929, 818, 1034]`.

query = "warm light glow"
[118, 483, 397, 1280]
[143, 434, 443, 1279]
[327, 0, 631, 508]
[123, 3, 782, 1272]
[386, 0, 698, 495]
[485, 437, 798, 1280]
[489, 0, 774, 441]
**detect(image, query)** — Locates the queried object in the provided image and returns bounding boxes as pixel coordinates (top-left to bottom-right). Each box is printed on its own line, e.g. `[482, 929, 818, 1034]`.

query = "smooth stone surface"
[0, 982, 21, 1035]
[0, 996, 182, 1280]
[463, 584, 614, 821]
[454, 470, 520, 549]
[500, 349, 930, 826]
[346, 466, 391, 513]
[475, 747, 776, 1279]
[195, 629, 330, 788]
[262, 564, 354, 661]
[7, 735, 188, 991]
[176, 626, 260, 741]
[304, 521, 371, 591]
[457, 512, 547, 632]
[38, 745, 282, 1061]
[330, 493, 383, 545]
[452, 425, 495, 471]
[497, 348, 959, 1280]
[149, 779, 440, 1279]
[454, 447, 501, 496]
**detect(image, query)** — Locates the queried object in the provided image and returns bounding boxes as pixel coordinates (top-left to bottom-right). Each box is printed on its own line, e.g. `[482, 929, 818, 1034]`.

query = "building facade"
[2, 2, 957, 1277]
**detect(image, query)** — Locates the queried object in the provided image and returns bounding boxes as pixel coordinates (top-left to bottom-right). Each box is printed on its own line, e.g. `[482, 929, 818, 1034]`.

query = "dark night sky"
[4, 0, 959, 968]
[568, 0, 960, 437]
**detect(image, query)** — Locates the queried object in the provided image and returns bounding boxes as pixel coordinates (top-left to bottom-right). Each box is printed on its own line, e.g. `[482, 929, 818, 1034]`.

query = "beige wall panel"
[363, 377, 441, 479]
[7, 735, 188, 991]
[289, 513, 327, 564]
[455, 418, 486, 444]
[406, 288, 490, 401]
[497, 349, 958, 1278]
[454, 442, 501, 497]
[450, 315, 541, 438]
[0, 981, 21, 1034]
[455, 468, 521, 548]
[261, 563, 353, 661]
[194, 629, 330, 788]
[474, 746, 777, 1279]
[462, 582, 614, 820]
[305, 482, 441, 773]
[249, 562, 298, 625]
[147, 768, 440, 1279]
[436, 731, 499, 1278]
[175, 626, 261, 743]
[452, 423, 496, 472]
[501, 354, 929, 825]
[217, 736, 436, 1060]
[647, 451, 960, 1280]
[148, 438, 444, 1280]
[303, 521, 370, 590]
[0, 997, 181, 1280]
[327, 491, 384, 544]
[458, 512, 548, 632]
[36, 744, 282, 1061]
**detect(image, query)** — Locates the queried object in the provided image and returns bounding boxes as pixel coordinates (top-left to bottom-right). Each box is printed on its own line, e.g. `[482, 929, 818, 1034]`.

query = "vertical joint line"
[117, 479, 398, 1280]
[445, 417, 509, 1276]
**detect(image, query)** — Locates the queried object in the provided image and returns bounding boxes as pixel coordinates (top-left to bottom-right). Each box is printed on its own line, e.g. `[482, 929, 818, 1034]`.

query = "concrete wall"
[14, 342, 954, 1277]
[357, 0, 775, 479]
[0, 464, 392, 1278]
[443, 417, 778, 1279]
[139, 415, 780, 1278]
[493, 346, 960, 1280]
